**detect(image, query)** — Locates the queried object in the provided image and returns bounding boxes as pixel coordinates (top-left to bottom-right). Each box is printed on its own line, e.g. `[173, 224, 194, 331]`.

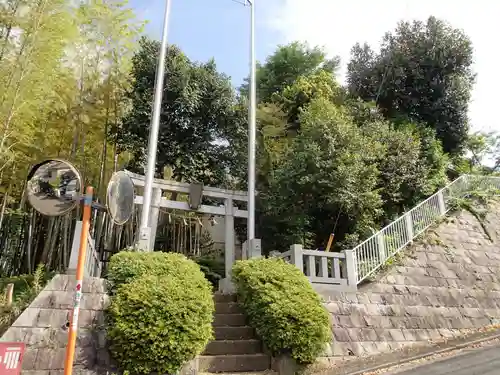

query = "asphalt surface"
[390, 343, 500, 375]
[28, 193, 74, 215]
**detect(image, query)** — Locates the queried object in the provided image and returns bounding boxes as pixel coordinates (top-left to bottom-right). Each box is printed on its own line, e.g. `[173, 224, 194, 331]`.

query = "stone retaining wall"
[321, 206, 500, 361]
[1, 274, 110, 374]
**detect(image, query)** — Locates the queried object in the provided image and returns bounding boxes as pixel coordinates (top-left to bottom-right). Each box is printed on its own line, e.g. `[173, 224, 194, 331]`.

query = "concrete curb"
[346, 332, 500, 375]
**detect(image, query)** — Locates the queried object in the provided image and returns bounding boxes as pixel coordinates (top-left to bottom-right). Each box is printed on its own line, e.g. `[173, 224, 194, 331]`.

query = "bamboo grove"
[0, 0, 142, 275]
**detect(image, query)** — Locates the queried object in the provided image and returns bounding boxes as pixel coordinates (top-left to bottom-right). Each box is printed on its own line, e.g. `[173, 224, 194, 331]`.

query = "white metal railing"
[85, 234, 102, 278]
[352, 174, 500, 284]
[276, 244, 357, 288]
[68, 221, 102, 278]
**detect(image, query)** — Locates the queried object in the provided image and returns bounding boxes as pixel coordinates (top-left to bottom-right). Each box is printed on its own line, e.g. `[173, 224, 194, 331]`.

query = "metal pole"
[63, 186, 93, 375]
[137, 0, 172, 251]
[247, 0, 256, 241]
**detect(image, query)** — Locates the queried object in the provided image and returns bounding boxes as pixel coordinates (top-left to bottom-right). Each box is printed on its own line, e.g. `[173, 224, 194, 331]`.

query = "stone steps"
[215, 302, 243, 314]
[214, 326, 256, 340]
[198, 354, 271, 373]
[204, 340, 262, 355]
[204, 293, 271, 373]
[214, 293, 238, 303]
[213, 314, 247, 327]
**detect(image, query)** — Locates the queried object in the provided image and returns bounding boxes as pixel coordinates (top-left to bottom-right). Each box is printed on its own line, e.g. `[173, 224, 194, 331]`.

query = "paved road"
[28, 192, 74, 215]
[392, 344, 500, 375]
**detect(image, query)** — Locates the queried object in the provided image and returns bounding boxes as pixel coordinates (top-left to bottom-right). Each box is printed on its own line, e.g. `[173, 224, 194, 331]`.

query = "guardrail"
[68, 221, 102, 277]
[85, 233, 102, 278]
[276, 244, 357, 290]
[352, 174, 500, 284]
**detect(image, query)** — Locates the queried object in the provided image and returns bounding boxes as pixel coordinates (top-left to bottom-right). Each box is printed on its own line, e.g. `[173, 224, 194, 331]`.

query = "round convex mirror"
[26, 159, 82, 216]
[106, 171, 135, 225]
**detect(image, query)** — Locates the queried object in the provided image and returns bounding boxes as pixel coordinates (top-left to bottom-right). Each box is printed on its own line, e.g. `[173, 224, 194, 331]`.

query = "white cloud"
[264, 0, 499, 132]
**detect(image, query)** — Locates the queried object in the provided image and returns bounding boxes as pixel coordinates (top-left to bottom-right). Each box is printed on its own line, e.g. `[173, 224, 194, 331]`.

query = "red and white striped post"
[63, 186, 93, 375]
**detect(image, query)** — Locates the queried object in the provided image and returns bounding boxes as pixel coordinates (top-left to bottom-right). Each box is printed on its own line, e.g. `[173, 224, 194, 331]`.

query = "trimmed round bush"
[232, 257, 331, 364]
[106, 252, 214, 374]
[107, 251, 207, 289]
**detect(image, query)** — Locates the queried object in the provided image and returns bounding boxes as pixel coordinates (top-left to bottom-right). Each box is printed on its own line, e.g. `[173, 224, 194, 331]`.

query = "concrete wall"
[320, 205, 500, 362]
[1, 275, 110, 374]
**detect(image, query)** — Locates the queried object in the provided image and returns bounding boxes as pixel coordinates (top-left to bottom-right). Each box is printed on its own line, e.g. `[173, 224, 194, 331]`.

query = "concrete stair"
[200, 293, 272, 373]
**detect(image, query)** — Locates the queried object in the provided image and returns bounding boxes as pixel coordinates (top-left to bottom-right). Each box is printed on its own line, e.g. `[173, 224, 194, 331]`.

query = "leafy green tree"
[234, 44, 344, 189]
[235, 70, 344, 185]
[0, 0, 141, 196]
[465, 131, 499, 170]
[461, 131, 500, 174]
[259, 98, 383, 250]
[362, 121, 448, 220]
[277, 70, 344, 132]
[234, 38, 451, 252]
[347, 16, 475, 154]
[241, 42, 340, 104]
[467, 132, 492, 168]
[116, 36, 241, 186]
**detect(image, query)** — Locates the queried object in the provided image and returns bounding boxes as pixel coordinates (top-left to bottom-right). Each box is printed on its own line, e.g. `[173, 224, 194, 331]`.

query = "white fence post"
[405, 214, 414, 242]
[67, 221, 83, 275]
[344, 249, 358, 288]
[290, 244, 304, 273]
[377, 233, 386, 262]
[437, 190, 446, 215]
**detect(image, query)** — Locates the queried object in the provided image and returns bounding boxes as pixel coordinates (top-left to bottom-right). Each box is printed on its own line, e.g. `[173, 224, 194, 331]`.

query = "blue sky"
[128, 0, 281, 87]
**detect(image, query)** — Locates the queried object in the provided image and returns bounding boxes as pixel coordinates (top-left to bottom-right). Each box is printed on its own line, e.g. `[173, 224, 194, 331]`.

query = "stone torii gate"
[125, 171, 260, 288]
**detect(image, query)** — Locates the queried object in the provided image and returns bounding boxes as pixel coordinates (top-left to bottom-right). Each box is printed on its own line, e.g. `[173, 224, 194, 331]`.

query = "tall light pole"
[137, 0, 172, 251]
[247, 0, 257, 242]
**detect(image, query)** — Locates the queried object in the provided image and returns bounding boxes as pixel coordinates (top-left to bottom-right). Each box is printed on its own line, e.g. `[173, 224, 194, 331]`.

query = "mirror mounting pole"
[63, 185, 93, 375]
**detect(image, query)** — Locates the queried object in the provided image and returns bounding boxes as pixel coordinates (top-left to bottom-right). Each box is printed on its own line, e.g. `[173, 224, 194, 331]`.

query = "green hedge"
[106, 251, 214, 374]
[232, 257, 331, 364]
[107, 251, 209, 290]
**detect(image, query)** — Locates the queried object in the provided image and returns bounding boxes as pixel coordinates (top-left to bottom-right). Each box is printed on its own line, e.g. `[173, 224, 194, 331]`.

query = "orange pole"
[64, 186, 93, 375]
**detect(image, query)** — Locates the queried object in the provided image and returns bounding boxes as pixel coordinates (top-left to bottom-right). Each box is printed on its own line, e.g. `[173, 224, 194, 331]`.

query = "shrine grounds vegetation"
[106, 251, 214, 374]
[232, 257, 331, 363]
[0, 8, 489, 287]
